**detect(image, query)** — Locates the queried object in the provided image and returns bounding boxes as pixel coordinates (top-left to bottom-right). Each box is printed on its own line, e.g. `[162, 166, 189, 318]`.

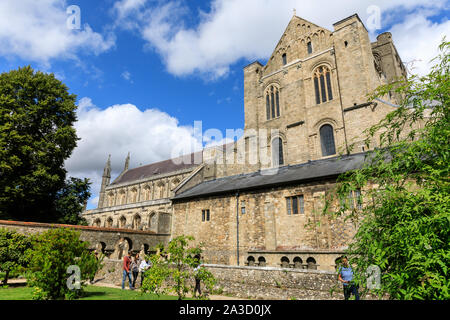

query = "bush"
[141, 236, 216, 300]
[0, 228, 32, 285]
[26, 228, 102, 300]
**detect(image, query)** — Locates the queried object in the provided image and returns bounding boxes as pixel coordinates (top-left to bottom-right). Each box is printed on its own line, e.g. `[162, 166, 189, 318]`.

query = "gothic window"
[119, 216, 127, 228]
[320, 124, 336, 156]
[106, 217, 113, 228]
[313, 66, 333, 104]
[307, 41, 313, 54]
[271, 138, 284, 166]
[94, 218, 101, 227]
[282, 53, 287, 65]
[132, 214, 141, 230]
[265, 85, 281, 120]
[130, 188, 137, 203]
[143, 186, 151, 201]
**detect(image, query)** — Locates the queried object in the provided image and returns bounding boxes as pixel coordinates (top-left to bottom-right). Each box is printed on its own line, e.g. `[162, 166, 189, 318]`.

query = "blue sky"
[0, 0, 448, 208]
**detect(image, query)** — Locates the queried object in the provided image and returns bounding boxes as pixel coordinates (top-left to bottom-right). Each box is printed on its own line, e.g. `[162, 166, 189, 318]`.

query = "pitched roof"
[110, 151, 202, 186]
[172, 153, 368, 201]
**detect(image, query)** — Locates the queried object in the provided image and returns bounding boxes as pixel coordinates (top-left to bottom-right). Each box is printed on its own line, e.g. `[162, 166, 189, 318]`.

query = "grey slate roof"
[172, 152, 368, 201]
[111, 151, 202, 185]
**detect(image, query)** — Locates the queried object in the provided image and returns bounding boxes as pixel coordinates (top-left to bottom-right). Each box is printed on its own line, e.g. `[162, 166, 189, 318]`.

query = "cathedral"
[83, 13, 407, 271]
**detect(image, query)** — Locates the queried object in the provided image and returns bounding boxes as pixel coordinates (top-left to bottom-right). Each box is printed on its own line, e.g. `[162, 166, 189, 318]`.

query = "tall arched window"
[272, 138, 284, 166]
[282, 53, 287, 65]
[265, 85, 281, 120]
[320, 124, 336, 156]
[313, 66, 333, 104]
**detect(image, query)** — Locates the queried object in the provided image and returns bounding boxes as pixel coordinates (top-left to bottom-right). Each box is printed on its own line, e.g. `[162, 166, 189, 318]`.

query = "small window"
[202, 209, 210, 222]
[282, 53, 287, 65]
[307, 42, 313, 54]
[241, 201, 246, 214]
[286, 195, 305, 214]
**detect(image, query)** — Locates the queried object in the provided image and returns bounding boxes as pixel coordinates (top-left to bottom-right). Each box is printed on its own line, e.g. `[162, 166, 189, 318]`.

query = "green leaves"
[26, 228, 101, 300]
[0, 66, 80, 222]
[322, 39, 450, 300]
[141, 236, 216, 300]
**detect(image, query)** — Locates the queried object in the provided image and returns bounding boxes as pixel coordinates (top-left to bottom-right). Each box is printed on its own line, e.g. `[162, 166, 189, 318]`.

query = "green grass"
[0, 285, 188, 300]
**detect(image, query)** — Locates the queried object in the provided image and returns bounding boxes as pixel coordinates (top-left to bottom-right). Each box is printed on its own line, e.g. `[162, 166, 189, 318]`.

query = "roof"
[111, 151, 202, 185]
[172, 153, 368, 201]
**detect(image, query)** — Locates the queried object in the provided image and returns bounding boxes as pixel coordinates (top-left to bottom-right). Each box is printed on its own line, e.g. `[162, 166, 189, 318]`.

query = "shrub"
[26, 228, 101, 300]
[0, 228, 32, 285]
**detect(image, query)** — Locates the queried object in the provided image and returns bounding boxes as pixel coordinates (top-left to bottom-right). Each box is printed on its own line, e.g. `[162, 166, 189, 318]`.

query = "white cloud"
[388, 11, 450, 76]
[121, 70, 133, 82]
[113, 0, 448, 78]
[65, 97, 203, 208]
[0, 0, 115, 64]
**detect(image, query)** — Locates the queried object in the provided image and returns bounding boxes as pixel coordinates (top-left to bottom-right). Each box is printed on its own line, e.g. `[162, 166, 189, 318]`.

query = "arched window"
[271, 138, 284, 166]
[293, 257, 303, 269]
[265, 86, 280, 120]
[306, 257, 317, 270]
[258, 256, 266, 267]
[307, 41, 313, 54]
[282, 53, 287, 65]
[106, 217, 113, 228]
[313, 66, 333, 104]
[132, 214, 141, 230]
[281, 256, 290, 268]
[119, 216, 127, 228]
[94, 218, 101, 227]
[247, 256, 255, 266]
[320, 124, 336, 156]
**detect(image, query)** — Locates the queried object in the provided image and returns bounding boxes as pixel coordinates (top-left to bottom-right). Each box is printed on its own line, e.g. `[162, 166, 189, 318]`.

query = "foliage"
[54, 177, 91, 225]
[25, 228, 101, 300]
[0, 66, 85, 223]
[322, 39, 449, 300]
[0, 228, 32, 285]
[141, 236, 216, 300]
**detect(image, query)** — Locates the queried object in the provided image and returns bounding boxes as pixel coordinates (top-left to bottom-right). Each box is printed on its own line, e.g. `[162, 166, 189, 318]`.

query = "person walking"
[139, 258, 151, 286]
[338, 256, 360, 300]
[122, 251, 134, 290]
[193, 255, 202, 298]
[131, 253, 141, 288]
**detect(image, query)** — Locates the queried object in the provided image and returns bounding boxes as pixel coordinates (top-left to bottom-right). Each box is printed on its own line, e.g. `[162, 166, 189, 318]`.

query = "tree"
[0, 66, 81, 222]
[0, 228, 32, 285]
[141, 235, 216, 300]
[26, 228, 102, 300]
[54, 177, 91, 225]
[323, 40, 449, 299]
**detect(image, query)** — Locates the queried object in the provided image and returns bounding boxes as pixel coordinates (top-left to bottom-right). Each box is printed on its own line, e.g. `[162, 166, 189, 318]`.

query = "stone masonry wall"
[94, 259, 346, 300]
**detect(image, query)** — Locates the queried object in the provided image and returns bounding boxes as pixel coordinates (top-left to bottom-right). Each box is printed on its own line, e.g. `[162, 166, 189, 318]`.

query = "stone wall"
[94, 259, 346, 300]
[0, 220, 170, 258]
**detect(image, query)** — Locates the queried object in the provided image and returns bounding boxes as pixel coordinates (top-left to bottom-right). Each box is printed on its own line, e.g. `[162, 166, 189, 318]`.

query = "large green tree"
[323, 40, 449, 299]
[0, 66, 89, 223]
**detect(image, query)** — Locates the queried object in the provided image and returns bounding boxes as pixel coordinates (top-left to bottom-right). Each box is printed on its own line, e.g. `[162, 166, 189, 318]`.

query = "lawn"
[0, 285, 186, 300]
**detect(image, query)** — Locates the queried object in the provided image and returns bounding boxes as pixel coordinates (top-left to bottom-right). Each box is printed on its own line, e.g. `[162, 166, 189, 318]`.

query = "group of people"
[122, 250, 357, 300]
[121, 251, 204, 297]
[121, 251, 151, 290]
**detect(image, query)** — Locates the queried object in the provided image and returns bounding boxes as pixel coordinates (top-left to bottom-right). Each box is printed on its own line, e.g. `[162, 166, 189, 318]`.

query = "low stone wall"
[0, 220, 170, 256]
[204, 264, 343, 300]
[94, 259, 345, 300]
